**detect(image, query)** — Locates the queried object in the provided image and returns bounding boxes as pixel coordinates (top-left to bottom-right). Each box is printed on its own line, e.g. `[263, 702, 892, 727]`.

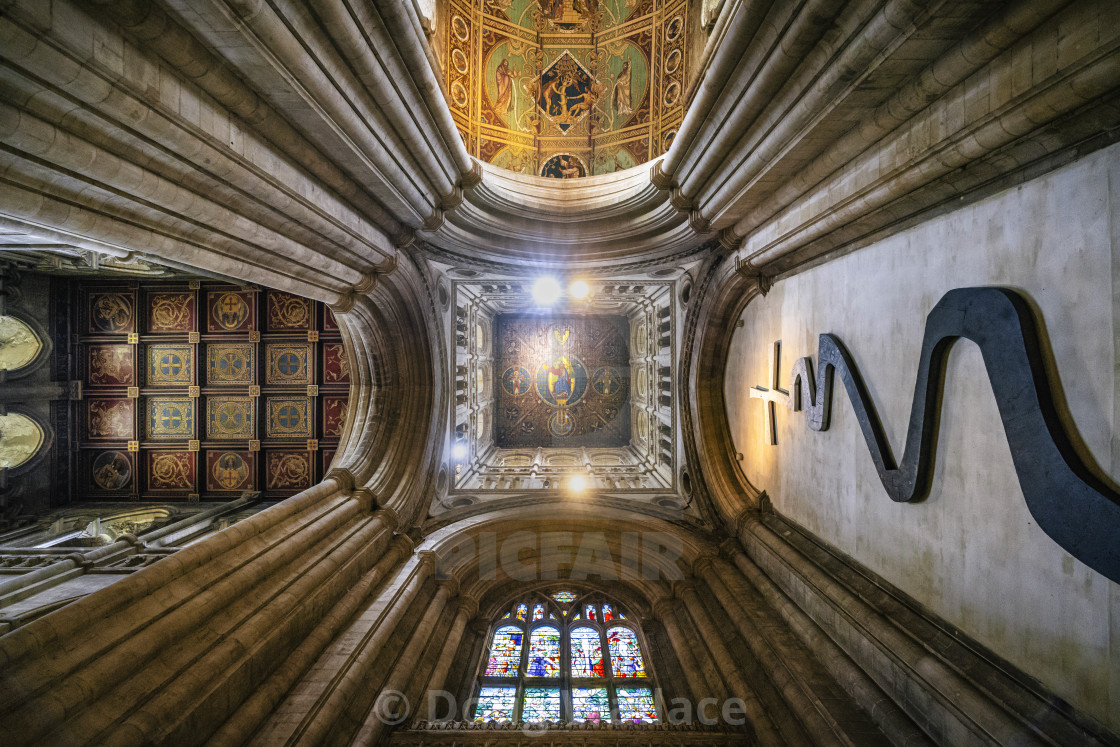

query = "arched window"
[473, 590, 659, 723]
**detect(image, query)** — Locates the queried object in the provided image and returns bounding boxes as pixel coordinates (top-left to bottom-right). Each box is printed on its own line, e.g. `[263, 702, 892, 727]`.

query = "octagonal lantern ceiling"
[443, 0, 688, 178]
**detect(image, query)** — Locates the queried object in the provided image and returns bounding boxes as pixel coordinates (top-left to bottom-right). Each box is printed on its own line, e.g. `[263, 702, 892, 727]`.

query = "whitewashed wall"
[725, 142, 1120, 731]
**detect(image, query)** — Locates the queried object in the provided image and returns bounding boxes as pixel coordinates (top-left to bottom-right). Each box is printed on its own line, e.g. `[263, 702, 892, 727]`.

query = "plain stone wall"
[725, 141, 1120, 732]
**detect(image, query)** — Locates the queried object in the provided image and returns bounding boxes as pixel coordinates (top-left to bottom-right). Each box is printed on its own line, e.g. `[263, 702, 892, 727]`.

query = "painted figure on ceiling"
[495, 58, 519, 115]
[613, 59, 633, 118]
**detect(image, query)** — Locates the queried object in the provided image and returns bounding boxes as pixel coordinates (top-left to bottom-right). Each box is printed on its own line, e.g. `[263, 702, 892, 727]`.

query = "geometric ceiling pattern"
[445, 0, 687, 178]
[73, 280, 350, 501]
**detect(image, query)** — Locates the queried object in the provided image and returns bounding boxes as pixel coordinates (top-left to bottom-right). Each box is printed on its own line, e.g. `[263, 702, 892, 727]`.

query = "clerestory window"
[472, 590, 659, 723]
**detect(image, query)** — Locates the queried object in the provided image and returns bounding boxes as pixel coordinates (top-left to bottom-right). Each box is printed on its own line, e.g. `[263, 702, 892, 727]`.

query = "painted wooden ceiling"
[444, 0, 688, 178]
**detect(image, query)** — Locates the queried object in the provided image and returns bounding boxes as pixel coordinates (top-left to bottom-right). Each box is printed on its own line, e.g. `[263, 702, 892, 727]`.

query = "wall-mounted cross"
[749, 340, 790, 445]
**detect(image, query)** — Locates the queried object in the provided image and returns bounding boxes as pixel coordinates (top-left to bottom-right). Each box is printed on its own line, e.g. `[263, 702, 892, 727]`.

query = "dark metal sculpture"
[776, 287, 1120, 585]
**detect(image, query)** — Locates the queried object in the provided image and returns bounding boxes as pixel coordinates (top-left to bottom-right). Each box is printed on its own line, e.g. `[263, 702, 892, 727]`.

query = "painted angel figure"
[613, 59, 633, 117]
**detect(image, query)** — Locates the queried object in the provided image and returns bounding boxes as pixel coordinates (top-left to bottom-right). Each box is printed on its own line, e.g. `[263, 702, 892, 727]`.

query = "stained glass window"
[617, 687, 657, 722]
[474, 595, 657, 724]
[572, 688, 609, 722]
[570, 626, 605, 677]
[607, 627, 646, 677]
[522, 688, 561, 721]
[484, 625, 523, 676]
[527, 626, 561, 677]
[474, 686, 517, 721]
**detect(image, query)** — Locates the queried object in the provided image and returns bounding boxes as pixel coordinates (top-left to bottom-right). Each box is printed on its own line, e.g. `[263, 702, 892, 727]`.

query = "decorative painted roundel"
[535, 355, 588, 408]
[502, 366, 532, 396]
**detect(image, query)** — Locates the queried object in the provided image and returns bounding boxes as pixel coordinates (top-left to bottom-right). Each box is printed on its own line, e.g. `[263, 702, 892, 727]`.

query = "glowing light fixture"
[532, 276, 563, 305]
[569, 475, 588, 493]
[452, 443, 468, 460]
[569, 280, 590, 300]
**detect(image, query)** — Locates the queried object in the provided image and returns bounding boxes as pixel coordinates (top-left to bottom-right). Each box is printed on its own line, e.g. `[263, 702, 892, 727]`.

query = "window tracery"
[473, 590, 658, 723]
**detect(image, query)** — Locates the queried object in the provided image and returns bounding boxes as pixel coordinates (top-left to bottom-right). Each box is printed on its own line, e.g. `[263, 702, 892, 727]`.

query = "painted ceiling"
[494, 314, 630, 447]
[71, 280, 350, 501]
[445, 0, 687, 178]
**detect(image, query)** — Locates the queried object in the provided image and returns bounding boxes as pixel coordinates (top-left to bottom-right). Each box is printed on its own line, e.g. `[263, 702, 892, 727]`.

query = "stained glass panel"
[585, 603, 597, 620]
[532, 603, 544, 621]
[522, 688, 561, 721]
[526, 626, 561, 677]
[617, 687, 657, 722]
[602, 603, 614, 622]
[552, 591, 577, 603]
[474, 686, 517, 722]
[607, 626, 646, 677]
[515, 603, 528, 621]
[570, 626, 605, 677]
[572, 688, 609, 722]
[484, 625, 523, 676]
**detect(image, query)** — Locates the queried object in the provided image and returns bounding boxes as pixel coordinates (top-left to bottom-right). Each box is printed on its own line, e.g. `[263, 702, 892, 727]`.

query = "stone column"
[355, 579, 455, 743]
[675, 580, 783, 745]
[697, 553, 827, 745]
[651, 595, 713, 705]
[416, 595, 478, 721]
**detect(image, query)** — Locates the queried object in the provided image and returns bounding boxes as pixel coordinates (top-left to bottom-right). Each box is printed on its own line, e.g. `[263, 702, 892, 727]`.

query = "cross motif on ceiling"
[749, 341, 790, 446]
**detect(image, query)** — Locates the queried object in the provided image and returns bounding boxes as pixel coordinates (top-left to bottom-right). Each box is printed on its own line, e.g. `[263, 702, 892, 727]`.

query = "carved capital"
[669, 187, 693, 213]
[417, 547, 437, 563]
[391, 530, 416, 555]
[649, 159, 673, 191]
[688, 209, 712, 234]
[650, 594, 676, 621]
[691, 551, 718, 577]
[736, 257, 772, 296]
[456, 593, 480, 619]
[437, 575, 461, 598]
[671, 579, 695, 599]
[422, 208, 445, 232]
[351, 487, 376, 511]
[461, 158, 484, 190]
[351, 272, 377, 295]
[718, 537, 742, 559]
[325, 466, 356, 493]
[440, 186, 465, 212]
[375, 505, 400, 530]
[732, 506, 757, 538]
[330, 293, 356, 315]
[718, 227, 742, 253]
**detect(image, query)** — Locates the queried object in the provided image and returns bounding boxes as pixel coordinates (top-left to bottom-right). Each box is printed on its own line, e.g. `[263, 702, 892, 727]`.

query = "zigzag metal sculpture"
[752, 287, 1120, 585]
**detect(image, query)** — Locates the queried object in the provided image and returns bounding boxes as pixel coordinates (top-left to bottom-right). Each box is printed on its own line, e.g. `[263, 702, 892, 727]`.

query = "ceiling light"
[532, 276, 562, 305]
[569, 280, 590, 300]
[452, 443, 468, 460]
